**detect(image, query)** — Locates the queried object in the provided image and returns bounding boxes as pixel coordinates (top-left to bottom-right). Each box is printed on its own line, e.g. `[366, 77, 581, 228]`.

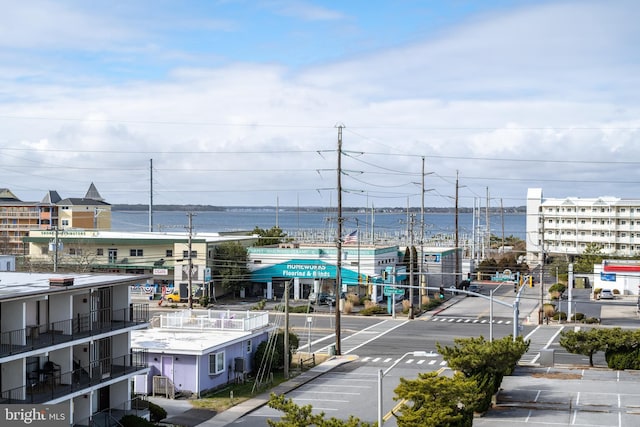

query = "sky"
[1, 0, 640, 209]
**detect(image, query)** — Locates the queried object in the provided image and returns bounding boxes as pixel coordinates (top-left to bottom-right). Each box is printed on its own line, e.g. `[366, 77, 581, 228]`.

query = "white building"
[526, 188, 640, 263]
[593, 260, 640, 296]
[0, 272, 150, 426]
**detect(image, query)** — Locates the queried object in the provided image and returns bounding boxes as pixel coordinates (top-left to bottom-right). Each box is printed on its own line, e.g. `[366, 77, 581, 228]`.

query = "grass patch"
[192, 372, 289, 412]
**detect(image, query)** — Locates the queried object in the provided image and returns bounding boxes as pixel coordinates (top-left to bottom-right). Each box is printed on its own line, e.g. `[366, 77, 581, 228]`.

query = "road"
[143, 286, 640, 426]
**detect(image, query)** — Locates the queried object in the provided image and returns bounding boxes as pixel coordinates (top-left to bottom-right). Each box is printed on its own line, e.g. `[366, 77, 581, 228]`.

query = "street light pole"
[378, 350, 434, 426]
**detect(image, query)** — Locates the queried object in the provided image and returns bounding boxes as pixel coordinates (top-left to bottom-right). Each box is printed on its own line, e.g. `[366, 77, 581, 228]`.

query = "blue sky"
[1, 0, 640, 209]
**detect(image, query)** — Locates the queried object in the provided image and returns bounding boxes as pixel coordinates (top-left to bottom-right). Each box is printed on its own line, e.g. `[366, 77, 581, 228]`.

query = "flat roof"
[0, 272, 150, 300]
[25, 230, 258, 244]
[131, 323, 274, 355]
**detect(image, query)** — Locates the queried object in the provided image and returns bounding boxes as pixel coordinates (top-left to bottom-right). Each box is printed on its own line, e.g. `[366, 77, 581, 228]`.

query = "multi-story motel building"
[24, 230, 258, 299]
[526, 188, 640, 264]
[0, 272, 150, 426]
[0, 184, 111, 256]
[247, 242, 459, 302]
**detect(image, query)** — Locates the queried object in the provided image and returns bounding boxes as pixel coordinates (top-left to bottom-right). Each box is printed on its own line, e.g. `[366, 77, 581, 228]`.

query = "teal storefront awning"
[251, 259, 361, 285]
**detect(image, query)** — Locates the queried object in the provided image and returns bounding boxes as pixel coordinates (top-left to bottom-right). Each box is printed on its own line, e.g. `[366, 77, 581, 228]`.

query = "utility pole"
[53, 226, 59, 273]
[355, 218, 361, 296]
[284, 279, 290, 378]
[455, 171, 460, 288]
[335, 123, 344, 356]
[149, 159, 154, 232]
[409, 214, 415, 319]
[501, 198, 505, 252]
[420, 157, 425, 303]
[486, 187, 490, 257]
[538, 215, 545, 324]
[187, 212, 195, 309]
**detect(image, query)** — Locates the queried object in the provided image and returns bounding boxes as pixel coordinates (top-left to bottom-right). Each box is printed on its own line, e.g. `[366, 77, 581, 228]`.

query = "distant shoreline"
[111, 204, 526, 214]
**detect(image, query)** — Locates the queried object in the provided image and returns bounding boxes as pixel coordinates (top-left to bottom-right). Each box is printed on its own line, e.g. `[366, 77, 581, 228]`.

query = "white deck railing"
[158, 309, 269, 331]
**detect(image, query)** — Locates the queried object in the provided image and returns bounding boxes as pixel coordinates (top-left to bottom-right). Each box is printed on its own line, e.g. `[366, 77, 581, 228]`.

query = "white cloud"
[1, 0, 639, 207]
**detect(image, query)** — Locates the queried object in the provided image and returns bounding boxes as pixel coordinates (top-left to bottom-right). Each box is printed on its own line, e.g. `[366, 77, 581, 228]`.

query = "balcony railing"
[0, 350, 148, 405]
[0, 304, 149, 358]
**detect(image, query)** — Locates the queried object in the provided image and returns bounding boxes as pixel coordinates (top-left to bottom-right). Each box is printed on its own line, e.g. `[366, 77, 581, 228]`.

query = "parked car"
[165, 289, 182, 303]
[309, 292, 336, 305]
[467, 284, 483, 296]
[598, 289, 614, 300]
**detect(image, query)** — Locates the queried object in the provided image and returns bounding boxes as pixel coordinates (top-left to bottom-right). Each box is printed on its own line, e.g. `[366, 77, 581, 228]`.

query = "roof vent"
[49, 277, 75, 287]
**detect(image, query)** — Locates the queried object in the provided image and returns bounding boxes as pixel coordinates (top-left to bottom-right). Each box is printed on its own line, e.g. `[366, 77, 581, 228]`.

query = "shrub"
[119, 415, 155, 427]
[585, 317, 600, 324]
[342, 300, 353, 314]
[251, 299, 267, 310]
[363, 300, 377, 309]
[358, 305, 388, 316]
[346, 293, 361, 305]
[612, 289, 621, 295]
[543, 303, 556, 320]
[571, 312, 585, 321]
[254, 329, 299, 371]
[552, 312, 567, 321]
[402, 299, 411, 313]
[423, 299, 443, 310]
[148, 400, 167, 423]
[548, 283, 567, 294]
[199, 295, 210, 307]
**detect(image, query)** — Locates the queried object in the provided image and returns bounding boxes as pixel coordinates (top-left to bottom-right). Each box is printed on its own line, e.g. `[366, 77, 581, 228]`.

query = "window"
[61, 206, 69, 210]
[62, 219, 69, 226]
[166, 249, 173, 257]
[209, 352, 225, 375]
[246, 340, 252, 353]
[96, 248, 104, 256]
[183, 250, 197, 259]
[69, 248, 82, 256]
[130, 249, 143, 257]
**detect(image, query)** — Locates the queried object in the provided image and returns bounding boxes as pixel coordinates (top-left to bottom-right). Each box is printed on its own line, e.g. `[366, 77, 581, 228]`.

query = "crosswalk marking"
[357, 356, 447, 367]
[430, 317, 511, 324]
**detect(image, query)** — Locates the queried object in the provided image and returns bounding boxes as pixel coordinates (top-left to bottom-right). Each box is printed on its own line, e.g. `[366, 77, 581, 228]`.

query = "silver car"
[598, 289, 614, 300]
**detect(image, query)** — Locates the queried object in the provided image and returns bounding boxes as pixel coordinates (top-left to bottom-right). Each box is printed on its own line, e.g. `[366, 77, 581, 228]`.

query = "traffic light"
[514, 282, 518, 293]
[439, 287, 445, 300]
[382, 271, 388, 281]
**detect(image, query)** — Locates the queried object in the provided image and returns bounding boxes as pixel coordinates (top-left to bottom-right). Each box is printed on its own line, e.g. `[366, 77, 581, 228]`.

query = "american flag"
[344, 230, 358, 244]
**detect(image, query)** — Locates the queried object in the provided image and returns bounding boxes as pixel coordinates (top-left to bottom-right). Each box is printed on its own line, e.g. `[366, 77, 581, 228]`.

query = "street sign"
[384, 286, 404, 296]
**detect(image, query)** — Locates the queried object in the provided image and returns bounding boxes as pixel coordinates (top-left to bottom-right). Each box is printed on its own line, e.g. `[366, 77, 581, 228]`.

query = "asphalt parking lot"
[474, 366, 640, 427]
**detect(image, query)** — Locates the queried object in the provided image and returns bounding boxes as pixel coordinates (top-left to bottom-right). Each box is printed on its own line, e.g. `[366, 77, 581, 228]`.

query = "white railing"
[158, 309, 269, 331]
